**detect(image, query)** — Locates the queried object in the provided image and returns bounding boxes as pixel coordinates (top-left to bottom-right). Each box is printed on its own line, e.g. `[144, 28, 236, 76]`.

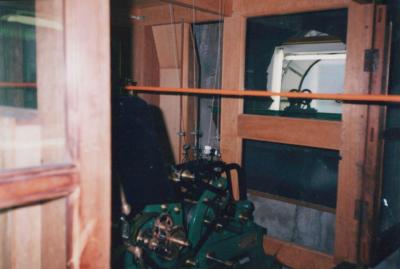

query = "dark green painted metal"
[122, 174, 282, 269]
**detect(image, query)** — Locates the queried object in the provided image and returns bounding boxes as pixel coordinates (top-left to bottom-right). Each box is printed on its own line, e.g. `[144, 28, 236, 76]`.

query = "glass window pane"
[244, 9, 348, 121]
[0, 0, 68, 170]
[0, 1, 36, 108]
[243, 140, 339, 209]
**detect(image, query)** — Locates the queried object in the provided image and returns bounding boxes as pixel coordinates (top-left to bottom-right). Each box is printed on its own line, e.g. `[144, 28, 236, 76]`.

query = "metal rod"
[126, 85, 400, 104]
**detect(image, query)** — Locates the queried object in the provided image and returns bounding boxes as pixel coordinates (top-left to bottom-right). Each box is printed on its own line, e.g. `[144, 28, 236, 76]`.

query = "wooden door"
[0, 0, 111, 268]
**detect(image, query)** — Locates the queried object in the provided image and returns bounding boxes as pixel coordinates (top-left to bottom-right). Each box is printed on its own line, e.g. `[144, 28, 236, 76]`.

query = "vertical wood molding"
[36, 1, 68, 267]
[361, 5, 390, 265]
[66, 188, 80, 269]
[232, 0, 349, 17]
[36, 0, 66, 163]
[65, 0, 111, 268]
[220, 15, 246, 200]
[334, 2, 375, 264]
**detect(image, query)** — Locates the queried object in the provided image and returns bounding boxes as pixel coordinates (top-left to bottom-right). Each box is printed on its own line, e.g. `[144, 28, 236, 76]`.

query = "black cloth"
[112, 95, 176, 211]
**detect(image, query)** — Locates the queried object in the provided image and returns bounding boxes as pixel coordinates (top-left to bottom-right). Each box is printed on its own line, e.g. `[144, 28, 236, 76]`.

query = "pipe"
[126, 85, 400, 104]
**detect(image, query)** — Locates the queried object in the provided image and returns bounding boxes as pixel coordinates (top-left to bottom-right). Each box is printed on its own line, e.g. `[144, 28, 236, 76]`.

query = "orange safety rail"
[126, 85, 400, 104]
[0, 82, 37, 88]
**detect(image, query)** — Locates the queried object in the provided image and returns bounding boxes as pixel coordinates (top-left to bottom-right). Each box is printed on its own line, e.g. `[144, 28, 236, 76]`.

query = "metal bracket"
[364, 49, 379, 72]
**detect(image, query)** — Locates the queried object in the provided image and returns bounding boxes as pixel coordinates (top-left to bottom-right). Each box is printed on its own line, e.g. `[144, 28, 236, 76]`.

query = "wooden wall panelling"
[133, 21, 160, 106]
[0, 206, 42, 269]
[181, 24, 198, 160]
[334, 2, 375, 264]
[36, 0, 66, 163]
[136, 4, 220, 26]
[132, 0, 164, 10]
[159, 0, 233, 16]
[159, 68, 182, 162]
[264, 236, 336, 269]
[10, 204, 42, 269]
[13, 125, 41, 168]
[232, 0, 349, 17]
[41, 198, 67, 269]
[153, 24, 183, 68]
[360, 5, 390, 265]
[238, 114, 342, 150]
[0, 108, 41, 170]
[0, 210, 9, 269]
[36, 0, 68, 267]
[0, 0, 110, 268]
[65, 0, 111, 267]
[220, 15, 246, 200]
[153, 23, 182, 162]
[152, 23, 196, 163]
[0, 199, 67, 269]
[0, 114, 42, 268]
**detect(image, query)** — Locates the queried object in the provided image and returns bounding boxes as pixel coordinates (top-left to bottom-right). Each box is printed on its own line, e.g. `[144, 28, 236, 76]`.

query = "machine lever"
[205, 252, 235, 267]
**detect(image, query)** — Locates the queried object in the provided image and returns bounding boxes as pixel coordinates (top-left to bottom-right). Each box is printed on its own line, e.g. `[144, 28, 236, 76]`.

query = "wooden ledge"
[0, 164, 78, 209]
[238, 114, 342, 150]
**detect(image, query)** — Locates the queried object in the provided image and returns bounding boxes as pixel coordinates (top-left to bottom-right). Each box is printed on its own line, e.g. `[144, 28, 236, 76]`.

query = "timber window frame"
[219, 1, 391, 268]
[0, 0, 111, 267]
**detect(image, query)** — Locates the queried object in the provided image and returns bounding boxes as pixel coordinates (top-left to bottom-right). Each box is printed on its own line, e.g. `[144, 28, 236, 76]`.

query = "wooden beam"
[220, 15, 246, 200]
[264, 236, 336, 269]
[238, 114, 342, 150]
[126, 86, 400, 103]
[233, 0, 349, 17]
[334, 2, 375, 264]
[360, 5, 390, 266]
[159, 0, 232, 16]
[65, 0, 111, 268]
[0, 166, 78, 209]
[135, 4, 220, 26]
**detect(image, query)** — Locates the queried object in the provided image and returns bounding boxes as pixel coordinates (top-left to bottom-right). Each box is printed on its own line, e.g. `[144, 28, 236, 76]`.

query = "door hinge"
[354, 199, 368, 221]
[364, 49, 379, 72]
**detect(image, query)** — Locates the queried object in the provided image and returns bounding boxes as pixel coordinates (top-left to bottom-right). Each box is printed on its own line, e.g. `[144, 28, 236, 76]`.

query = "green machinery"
[120, 159, 282, 269]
